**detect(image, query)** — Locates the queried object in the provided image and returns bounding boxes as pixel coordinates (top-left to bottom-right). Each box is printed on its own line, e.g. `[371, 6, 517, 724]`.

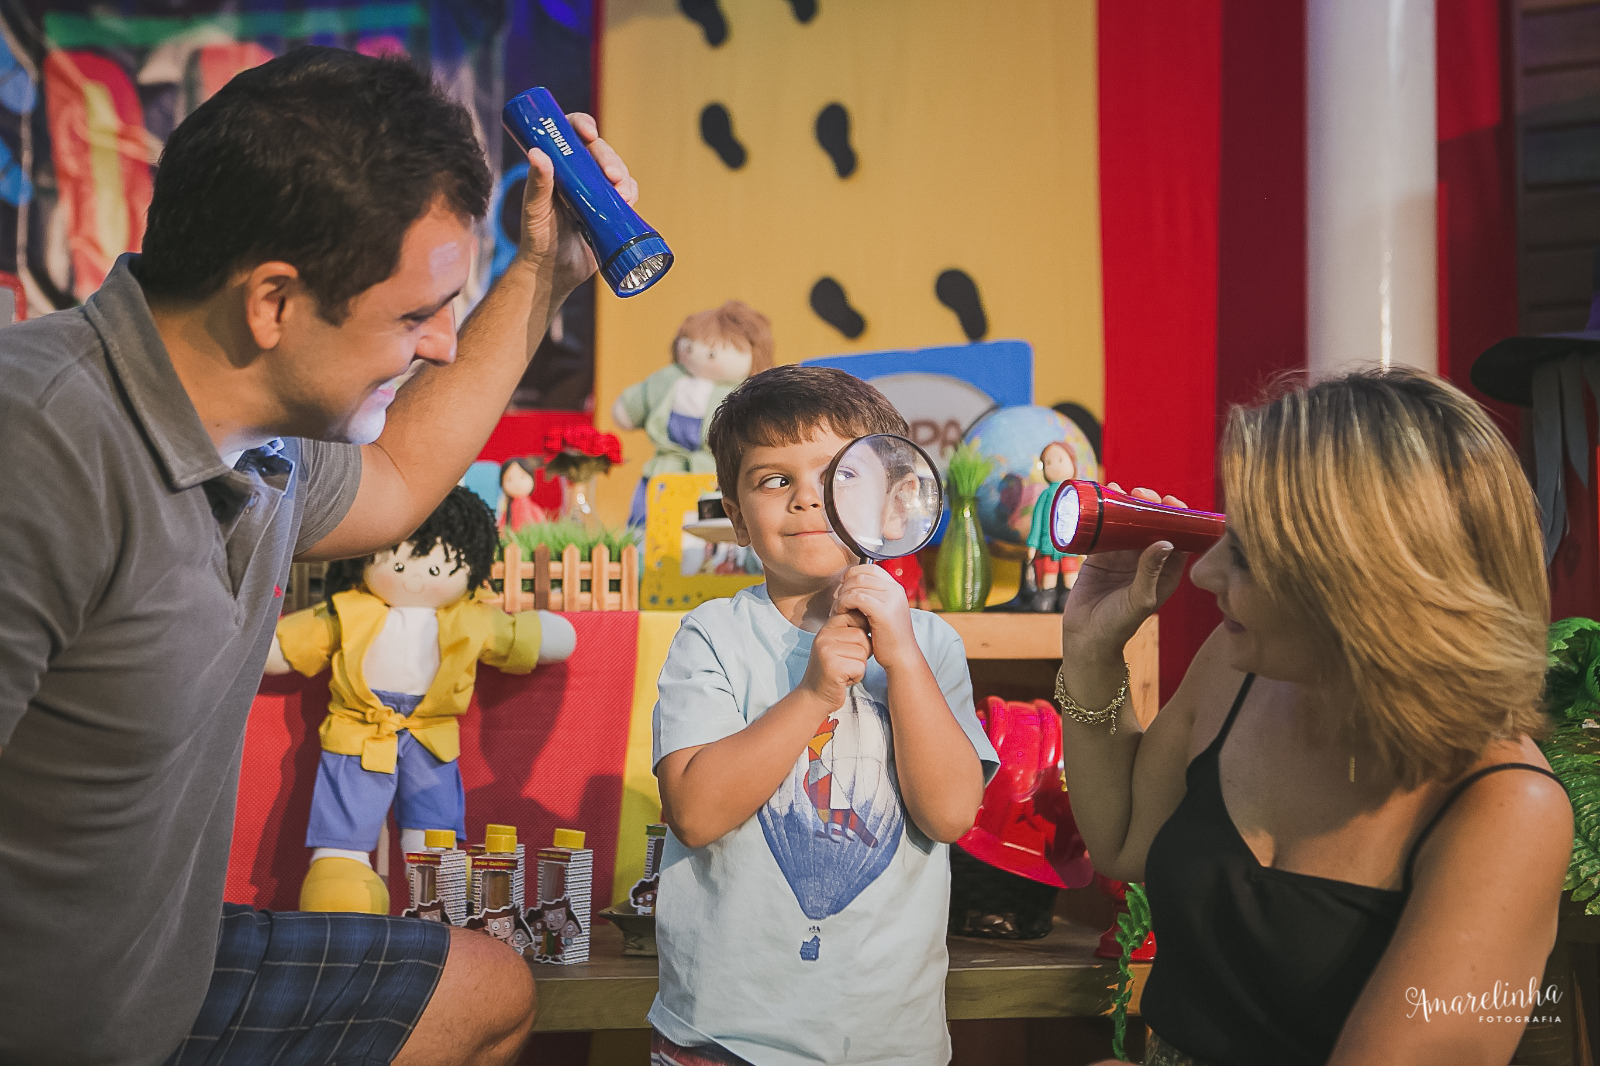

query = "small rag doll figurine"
[265, 486, 578, 914]
[1024, 441, 1083, 612]
[497, 456, 547, 534]
[613, 299, 774, 525]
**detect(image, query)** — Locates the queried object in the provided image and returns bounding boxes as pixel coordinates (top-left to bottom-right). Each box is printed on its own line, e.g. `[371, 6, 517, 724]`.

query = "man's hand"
[517, 112, 640, 299]
[799, 613, 871, 710]
[833, 563, 919, 671]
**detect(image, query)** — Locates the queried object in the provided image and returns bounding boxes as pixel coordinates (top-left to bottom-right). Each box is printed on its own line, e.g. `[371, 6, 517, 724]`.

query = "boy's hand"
[833, 563, 920, 671]
[800, 612, 871, 710]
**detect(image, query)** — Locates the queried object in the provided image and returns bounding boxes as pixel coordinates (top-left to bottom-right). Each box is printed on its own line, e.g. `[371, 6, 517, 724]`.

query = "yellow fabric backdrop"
[594, 0, 1103, 527]
[609, 610, 683, 904]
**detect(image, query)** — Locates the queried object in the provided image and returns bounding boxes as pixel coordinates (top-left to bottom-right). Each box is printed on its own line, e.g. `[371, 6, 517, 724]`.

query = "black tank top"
[1139, 674, 1563, 1066]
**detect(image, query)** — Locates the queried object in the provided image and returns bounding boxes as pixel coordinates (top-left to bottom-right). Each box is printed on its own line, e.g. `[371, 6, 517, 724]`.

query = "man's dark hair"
[139, 46, 491, 323]
[324, 485, 499, 600]
[707, 364, 909, 502]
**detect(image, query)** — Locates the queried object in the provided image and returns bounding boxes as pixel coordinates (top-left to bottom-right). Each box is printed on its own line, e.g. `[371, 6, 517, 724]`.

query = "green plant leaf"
[1538, 629, 1600, 912]
[500, 520, 639, 561]
[945, 440, 995, 498]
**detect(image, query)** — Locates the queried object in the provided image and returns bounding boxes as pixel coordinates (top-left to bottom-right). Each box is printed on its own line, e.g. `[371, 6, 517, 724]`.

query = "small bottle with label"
[404, 830, 470, 925]
[530, 828, 593, 964]
[466, 825, 534, 955]
[628, 823, 666, 915]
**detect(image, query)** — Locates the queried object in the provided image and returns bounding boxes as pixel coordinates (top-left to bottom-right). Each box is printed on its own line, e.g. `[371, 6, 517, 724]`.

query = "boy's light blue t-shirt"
[649, 584, 999, 1065]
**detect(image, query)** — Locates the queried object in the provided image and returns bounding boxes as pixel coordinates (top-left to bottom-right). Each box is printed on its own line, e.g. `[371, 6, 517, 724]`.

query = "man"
[0, 47, 636, 1065]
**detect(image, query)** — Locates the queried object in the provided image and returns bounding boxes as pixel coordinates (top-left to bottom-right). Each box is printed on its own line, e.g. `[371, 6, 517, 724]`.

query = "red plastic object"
[956, 697, 1093, 889]
[1094, 873, 1157, 960]
[876, 552, 927, 609]
[477, 411, 594, 465]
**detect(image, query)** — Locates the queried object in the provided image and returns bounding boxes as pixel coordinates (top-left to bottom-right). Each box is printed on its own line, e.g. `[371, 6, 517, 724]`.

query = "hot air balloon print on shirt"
[758, 687, 903, 926]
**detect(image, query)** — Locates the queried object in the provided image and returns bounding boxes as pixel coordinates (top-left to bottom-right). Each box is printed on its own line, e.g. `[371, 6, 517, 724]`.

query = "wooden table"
[529, 919, 1149, 1032]
[525, 610, 1160, 1033]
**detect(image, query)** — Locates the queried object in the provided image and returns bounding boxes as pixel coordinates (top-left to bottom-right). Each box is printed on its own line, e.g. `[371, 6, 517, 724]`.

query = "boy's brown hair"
[675, 300, 776, 375]
[707, 365, 909, 501]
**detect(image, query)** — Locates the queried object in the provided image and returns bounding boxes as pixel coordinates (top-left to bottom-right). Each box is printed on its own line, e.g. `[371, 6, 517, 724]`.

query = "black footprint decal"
[678, 0, 728, 46]
[935, 269, 988, 340]
[700, 104, 747, 168]
[810, 277, 866, 339]
[785, 0, 818, 23]
[815, 103, 857, 178]
[1052, 402, 1103, 463]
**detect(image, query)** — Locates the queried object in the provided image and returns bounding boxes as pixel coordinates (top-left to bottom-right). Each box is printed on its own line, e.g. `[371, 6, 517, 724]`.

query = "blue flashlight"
[501, 87, 673, 297]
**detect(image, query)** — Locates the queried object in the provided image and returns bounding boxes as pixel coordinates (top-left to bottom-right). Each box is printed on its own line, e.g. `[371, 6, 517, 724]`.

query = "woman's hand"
[1061, 485, 1190, 659]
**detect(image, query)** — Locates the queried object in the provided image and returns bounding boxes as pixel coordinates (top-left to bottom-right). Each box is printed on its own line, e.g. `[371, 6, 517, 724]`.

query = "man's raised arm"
[302, 114, 638, 560]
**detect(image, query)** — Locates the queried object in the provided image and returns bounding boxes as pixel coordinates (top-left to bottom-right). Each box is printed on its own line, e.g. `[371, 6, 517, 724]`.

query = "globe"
[964, 406, 1100, 551]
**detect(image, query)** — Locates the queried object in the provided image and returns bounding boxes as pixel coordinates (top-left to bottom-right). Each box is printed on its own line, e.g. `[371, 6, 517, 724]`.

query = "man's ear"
[720, 494, 752, 548]
[242, 261, 302, 351]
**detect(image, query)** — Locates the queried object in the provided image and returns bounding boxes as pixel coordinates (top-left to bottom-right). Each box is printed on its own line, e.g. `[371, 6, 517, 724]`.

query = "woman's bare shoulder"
[1420, 738, 1571, 869]
[1157, 625, 1251, 760]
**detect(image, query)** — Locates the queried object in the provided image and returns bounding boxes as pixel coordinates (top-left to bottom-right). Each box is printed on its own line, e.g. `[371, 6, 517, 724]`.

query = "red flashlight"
[1048, 480, 1225, 555]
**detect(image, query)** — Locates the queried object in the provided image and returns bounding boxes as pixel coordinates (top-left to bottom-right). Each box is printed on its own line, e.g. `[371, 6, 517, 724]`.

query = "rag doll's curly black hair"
[323, 485, 499, 600]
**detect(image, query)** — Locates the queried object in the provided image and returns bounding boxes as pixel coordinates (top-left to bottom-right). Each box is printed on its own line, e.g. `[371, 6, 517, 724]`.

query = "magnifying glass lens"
[823, 434, 944, 562]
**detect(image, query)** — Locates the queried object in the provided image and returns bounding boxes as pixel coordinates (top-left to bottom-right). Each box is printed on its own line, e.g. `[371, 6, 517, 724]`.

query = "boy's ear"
[720, 494, 753, 548]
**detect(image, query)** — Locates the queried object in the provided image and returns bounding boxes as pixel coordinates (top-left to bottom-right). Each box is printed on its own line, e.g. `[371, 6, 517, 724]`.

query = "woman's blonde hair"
[1221, 367, 1550, 787]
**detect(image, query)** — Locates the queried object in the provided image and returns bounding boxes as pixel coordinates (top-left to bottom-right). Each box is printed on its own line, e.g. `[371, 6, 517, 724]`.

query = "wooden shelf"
[936, 611, 1063, 660]
[940, 612, 1160, 728]
[529, 919, 1148, 1032]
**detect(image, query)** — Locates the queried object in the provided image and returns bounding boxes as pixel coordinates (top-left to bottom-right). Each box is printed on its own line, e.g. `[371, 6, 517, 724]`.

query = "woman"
[1060, 369, 1573, 1066]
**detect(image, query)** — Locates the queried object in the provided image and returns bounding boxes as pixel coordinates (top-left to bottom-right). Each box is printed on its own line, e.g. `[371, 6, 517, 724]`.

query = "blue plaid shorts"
[164, 904, 451, 1066]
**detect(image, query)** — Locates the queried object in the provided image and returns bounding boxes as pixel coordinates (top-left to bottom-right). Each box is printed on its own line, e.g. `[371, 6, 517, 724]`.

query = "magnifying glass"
[822, 434, 944, 565]
[1048, 480, 1225, 555]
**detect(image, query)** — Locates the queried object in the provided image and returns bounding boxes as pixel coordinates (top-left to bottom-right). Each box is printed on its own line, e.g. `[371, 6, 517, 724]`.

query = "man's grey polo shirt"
[0, 256, 361, 1064]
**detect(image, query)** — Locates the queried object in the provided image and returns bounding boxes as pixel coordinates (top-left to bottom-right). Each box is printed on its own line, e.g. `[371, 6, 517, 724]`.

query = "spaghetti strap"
[1401, 763, 1565, 894]
[1206, 673, 1255, 754]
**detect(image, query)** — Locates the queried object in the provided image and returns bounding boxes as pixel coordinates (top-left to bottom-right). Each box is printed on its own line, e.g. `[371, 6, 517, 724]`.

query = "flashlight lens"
[618, 254, 671, 294]
[1052, 483, 1080, 550]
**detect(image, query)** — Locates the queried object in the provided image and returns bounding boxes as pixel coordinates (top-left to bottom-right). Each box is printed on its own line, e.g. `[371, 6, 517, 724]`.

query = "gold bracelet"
[1055, 662, 1131, 735]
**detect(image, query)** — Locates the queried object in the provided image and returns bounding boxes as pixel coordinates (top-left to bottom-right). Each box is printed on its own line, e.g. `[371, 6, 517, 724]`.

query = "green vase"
[936, 493, 992, 611]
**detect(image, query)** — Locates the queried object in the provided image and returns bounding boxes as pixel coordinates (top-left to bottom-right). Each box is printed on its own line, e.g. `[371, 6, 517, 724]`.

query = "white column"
[1307, 0, 1437, 377]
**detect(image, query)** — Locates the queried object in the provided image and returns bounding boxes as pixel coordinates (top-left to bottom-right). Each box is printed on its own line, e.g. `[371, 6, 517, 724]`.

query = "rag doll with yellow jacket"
[266, 486, 577, 913]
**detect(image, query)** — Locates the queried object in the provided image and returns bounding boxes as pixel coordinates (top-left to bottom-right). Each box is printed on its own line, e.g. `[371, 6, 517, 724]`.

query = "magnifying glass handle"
[844, 554, 872, 634]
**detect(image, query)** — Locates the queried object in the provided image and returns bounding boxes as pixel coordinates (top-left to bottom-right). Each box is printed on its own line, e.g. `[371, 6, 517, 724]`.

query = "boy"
[650, 365, 999, 1065]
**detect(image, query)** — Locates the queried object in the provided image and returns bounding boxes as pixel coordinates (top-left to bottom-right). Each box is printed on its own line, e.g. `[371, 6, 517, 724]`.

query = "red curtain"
[1098, 0, 1225, 700]
[1100, 0, 1515, 699]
